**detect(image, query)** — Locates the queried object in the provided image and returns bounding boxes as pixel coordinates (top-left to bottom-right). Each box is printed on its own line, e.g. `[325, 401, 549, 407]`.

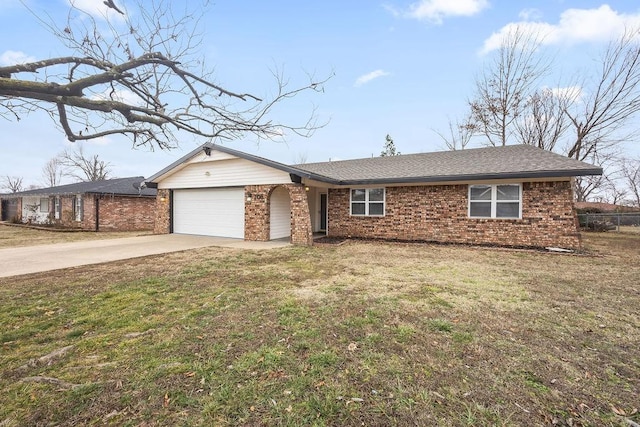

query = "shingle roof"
[145, 143, 602, 187]
[294, 144, 603, 185]
[4, 177, 156, 197]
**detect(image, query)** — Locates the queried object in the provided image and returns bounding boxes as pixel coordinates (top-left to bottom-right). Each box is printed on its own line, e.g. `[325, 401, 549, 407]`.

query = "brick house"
[145, 143, 602, 250]
[0, 177, 156, 231]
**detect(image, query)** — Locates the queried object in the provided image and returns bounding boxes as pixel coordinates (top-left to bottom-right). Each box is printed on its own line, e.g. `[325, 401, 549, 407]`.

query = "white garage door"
[270, 186, 291, 240]
[173, 188, 244, 238]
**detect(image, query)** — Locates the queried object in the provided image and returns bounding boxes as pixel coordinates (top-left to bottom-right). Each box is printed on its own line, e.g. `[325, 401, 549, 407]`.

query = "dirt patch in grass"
[0, 223, 151, 248]
[0, 233, 638, 426]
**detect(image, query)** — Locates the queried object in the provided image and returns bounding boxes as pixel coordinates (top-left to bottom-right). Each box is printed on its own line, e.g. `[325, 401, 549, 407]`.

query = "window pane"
[351, 202, 365, 215]
[496, 202, 520, 218]
[470, 185, 491, 201]
[351, 189, 365, 202]
[497, 185, 519, 200]
[470, 202, 491, 217]
[368, 188, 384, 201]
[369, 202, 384, 216]
[40, 198, 49, 212]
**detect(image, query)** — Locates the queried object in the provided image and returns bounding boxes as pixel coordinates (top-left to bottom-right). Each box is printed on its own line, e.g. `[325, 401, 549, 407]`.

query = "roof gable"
[146, 143, 325, 187]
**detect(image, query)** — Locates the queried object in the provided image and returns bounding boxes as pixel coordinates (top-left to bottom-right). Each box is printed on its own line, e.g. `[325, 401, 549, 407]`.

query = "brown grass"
[0, 223, 151, 248]
[0, 232, 638, 426]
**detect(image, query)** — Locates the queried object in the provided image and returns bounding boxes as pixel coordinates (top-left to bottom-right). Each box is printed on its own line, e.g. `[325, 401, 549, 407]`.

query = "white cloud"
[0, 50, 35, 66]
[405, 0, 489, 24]
[354, 70, 390, 87]
[481, 5, 640, 54]
[548, 85, 583, 103]
[518, 8, 542, 21]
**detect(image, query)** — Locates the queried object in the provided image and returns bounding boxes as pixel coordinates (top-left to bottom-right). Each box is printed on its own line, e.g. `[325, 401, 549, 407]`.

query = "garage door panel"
[173, 188, 244, 238]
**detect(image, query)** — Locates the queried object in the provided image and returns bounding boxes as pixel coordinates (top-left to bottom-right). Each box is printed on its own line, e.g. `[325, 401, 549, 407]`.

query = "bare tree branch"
[469, 27, 549, 146]
[621, 157, 640, 207]
[0, 0, 330, 149]
[515, 87, 573, 151]
[42, 157, 64, 187]
[435, 114, 477, 151]
[1, 176, 24, 193]
[565, 28, 640, 163]
[57, 145, 112, 182]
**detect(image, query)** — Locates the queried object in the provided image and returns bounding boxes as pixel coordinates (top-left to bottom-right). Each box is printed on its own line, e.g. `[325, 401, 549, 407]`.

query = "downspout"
[169, 189, 174, 233]
[95, 196, 100, 231]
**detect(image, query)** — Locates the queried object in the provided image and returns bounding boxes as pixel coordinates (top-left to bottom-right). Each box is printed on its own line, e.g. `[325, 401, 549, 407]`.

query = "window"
[39, 198, 49, 213]
[351, 188, 385, 216]
[469, 184, 521, 219]
[54, 197, 60, 220]
[73, 195, 83, 221]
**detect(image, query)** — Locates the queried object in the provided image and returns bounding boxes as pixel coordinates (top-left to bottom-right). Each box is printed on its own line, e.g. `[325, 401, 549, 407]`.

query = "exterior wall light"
[160, 196, 167, 202]
[305, 186, 310, 192]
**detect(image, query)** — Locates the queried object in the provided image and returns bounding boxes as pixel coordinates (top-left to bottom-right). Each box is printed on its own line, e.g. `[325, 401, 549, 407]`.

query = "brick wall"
[45, 194, 155, 231]
[327, 181, 581, 250]
[245, 184, 312, 245]
[53, 196, 79, 228]
[154, 189, 171, 234]
[96, 195, 155, 231]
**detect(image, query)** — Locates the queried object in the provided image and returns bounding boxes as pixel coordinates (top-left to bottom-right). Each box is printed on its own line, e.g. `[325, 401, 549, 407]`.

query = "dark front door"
[1, 199, 18, 221]
[320, 193, 327, 232]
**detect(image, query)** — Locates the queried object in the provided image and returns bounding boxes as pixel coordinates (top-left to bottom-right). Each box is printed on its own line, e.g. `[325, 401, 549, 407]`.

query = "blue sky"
[1, 0, 640, 187]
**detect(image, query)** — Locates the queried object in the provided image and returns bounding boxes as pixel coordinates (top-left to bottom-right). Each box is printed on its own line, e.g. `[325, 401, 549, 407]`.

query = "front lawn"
[0, 233, 638, 426]
[0, 223, 151, 248]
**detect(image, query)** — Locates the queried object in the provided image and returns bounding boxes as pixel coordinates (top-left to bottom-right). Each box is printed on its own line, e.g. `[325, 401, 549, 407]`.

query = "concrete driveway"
[0, 234, 290, 278]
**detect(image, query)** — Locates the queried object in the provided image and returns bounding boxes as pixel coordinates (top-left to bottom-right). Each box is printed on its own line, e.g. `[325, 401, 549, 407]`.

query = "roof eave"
[333, 168, 604, 186]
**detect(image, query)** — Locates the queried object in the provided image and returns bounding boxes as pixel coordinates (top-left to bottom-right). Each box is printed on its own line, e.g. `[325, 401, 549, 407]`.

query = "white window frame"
[54, 197, 60, 220]
[39, 198, 49, 213]
[74, 195, 83, 222]
[350, 188, 386, 217]
[468, 184, 522, 219]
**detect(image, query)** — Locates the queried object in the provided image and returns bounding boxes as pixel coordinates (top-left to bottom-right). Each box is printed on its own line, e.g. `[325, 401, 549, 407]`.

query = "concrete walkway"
[0, 234, 290, 278]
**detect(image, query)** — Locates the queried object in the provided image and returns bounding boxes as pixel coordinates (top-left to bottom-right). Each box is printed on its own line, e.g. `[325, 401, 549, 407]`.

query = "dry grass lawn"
[0, 223, 151, 248]
[0, 231, 638, 426]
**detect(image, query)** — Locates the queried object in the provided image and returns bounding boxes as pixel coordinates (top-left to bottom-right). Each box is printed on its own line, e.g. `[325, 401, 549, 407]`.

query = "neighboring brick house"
[0, 177, 156, 231]
[145, 143, 602, 250]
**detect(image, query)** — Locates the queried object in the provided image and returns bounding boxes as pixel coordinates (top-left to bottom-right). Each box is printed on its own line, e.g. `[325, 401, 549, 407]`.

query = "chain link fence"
[577, 212, 640, 233]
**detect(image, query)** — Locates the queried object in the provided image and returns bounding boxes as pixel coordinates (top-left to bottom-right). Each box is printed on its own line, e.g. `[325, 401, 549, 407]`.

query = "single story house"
[145, 143, 602, 250]
[0, 177, 157, 231]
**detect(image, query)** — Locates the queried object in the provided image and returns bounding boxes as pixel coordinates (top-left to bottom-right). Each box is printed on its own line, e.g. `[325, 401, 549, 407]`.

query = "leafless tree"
[469, 28, 549, 147]
[58, 145, 112, 182]
[573, 151, 622, 202]
[1, 176, 23, 193]
[293, 152, 309, 165]
[565, 29, 640, 163]
[515, 87, 573, 151]
[0, 1, 330, 149]
[621, 157, 640, 207]
[41, 157, 64, 187]
[462, 26, 640, 201]
[435, 114, 477, 150]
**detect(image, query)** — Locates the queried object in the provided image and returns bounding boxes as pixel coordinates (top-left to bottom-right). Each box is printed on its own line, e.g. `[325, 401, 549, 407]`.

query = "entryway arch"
[269, 186, 291, 240]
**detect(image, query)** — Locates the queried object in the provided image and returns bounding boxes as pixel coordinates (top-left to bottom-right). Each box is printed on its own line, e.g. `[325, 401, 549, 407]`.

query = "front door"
[320, 193, 327, 232]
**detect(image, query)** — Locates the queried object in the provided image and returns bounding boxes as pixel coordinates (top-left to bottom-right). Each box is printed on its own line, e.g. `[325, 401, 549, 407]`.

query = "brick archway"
[244, 184, 313, 246]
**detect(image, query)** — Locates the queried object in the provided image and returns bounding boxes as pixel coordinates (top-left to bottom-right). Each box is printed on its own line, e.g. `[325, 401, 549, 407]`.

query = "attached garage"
[173, 188, 245, 238]
[148, 144, 315, 245]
